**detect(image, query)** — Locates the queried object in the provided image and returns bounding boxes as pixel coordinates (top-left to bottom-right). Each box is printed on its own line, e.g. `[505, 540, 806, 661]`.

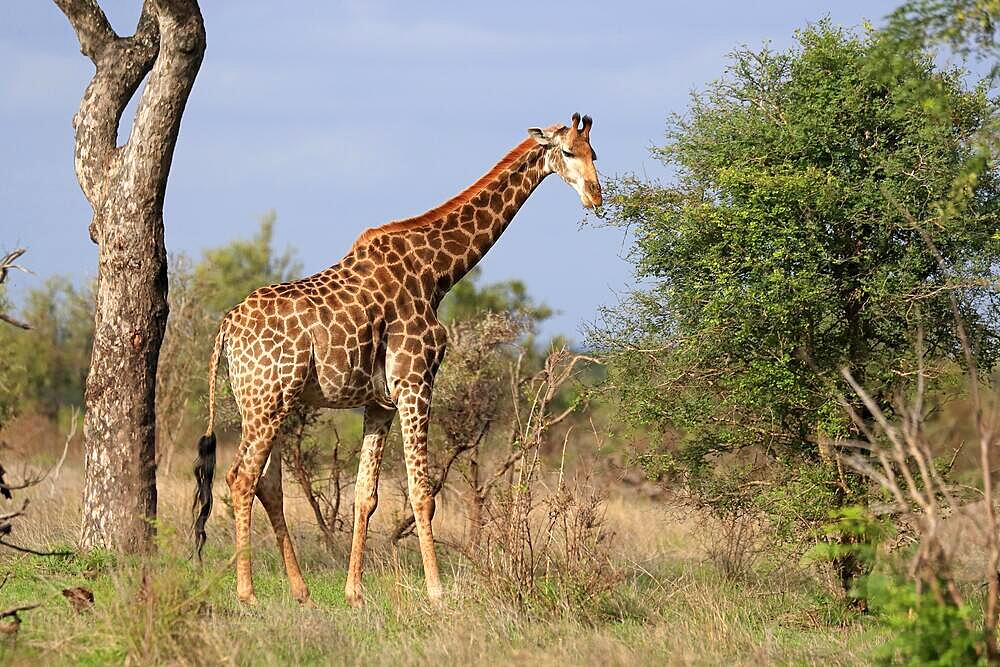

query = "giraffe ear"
[527, 127, 554, 146]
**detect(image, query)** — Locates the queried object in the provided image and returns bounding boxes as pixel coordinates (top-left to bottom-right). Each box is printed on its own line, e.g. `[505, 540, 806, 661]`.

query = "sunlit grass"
[0, 469, 888, 666]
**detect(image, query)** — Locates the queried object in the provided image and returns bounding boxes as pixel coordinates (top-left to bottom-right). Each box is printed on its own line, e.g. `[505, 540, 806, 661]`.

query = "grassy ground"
[0, 457, 888, 666]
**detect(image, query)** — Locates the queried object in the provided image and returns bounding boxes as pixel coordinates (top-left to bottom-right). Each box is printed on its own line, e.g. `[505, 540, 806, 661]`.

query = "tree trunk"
[835, 234, 871, 597]
[54, 0, 205, 553]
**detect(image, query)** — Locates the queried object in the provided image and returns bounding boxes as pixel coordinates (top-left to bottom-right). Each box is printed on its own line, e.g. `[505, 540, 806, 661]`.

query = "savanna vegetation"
[1, 1, 999, 665]
[597, 18, 999, 592]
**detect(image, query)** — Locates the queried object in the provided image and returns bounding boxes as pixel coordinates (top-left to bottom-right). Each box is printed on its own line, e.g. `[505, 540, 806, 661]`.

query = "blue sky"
[1, 1, 901, 339]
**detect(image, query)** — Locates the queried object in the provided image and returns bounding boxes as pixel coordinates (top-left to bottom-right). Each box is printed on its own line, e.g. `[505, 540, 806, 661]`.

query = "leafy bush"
[595, 20, 999, 560]
[867, 574, 986, 666]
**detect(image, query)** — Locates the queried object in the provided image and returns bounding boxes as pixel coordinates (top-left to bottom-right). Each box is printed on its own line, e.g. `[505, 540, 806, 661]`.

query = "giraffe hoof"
[427, 586, 444, 606]
[291, 582, 313, 606]
[238, 592, 259, 606]
[345, 588, 364, 608]
[297, 595, 317, 608]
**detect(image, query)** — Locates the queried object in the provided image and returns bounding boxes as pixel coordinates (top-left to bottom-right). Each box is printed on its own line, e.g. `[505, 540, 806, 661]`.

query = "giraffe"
[192, 113, 602, 607]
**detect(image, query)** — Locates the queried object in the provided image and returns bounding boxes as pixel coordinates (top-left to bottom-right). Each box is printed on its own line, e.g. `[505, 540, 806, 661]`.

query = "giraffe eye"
[561, 149, 574, 159]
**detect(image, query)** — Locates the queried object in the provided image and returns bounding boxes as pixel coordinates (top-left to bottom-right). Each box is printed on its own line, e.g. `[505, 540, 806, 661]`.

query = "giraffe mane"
[349, 135, 549, 252]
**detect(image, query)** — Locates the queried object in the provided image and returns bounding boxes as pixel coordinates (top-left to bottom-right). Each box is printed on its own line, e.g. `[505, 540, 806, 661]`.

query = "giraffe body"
[192, 114, 602, 606]
[227, 277, 392, 413]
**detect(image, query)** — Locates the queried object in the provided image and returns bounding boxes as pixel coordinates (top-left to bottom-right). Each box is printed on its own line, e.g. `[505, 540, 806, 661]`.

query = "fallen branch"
[0, 500, 73, 556]
[0, 538, 73, 558]
[0, 604, 39, 619]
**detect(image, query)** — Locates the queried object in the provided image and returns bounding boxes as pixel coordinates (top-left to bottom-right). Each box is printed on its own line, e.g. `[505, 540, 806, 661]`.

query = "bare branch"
[391, 422, 489, 542]
[0, 248, 32, 330]
[283, 410, 340, 552]
[50, 408, 79, 496]
[0, 500, 29, 523]
[0, 500, 73, 557]
[0, 248, 32, 282]
[0, 313, 30, 331]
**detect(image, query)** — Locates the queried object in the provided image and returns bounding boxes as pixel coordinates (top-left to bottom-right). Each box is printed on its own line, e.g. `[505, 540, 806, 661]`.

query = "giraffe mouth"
[582, 191, 603, 209]
[581, 181, 603, 209]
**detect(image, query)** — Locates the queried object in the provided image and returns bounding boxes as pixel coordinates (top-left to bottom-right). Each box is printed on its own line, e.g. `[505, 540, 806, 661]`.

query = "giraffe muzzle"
[584, 182, 603, 208]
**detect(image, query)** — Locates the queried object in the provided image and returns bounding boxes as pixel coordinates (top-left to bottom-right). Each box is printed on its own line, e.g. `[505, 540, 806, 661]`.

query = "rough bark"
[54, 0, 205, 553]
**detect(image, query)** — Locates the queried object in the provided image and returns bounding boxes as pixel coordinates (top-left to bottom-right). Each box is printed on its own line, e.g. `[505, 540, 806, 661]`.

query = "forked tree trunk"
[54, 0, 205, 553]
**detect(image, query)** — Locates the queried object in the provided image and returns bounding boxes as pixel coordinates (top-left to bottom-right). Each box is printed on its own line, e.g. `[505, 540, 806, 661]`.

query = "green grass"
[0, 468, 892, 666]
[0, 536, 888, 666]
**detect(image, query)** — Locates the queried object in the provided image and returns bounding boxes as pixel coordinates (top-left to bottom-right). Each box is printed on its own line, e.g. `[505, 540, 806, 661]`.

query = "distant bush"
[867, 574, 985, 666]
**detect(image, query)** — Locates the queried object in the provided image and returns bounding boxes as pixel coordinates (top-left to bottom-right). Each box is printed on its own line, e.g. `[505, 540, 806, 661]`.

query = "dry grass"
[0, 427, 887, 666]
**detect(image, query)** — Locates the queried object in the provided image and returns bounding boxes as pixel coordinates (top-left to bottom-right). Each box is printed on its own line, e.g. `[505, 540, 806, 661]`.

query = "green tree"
[885, 1, 1000, 220]
[193, 210, 302, 315]
[596, 22, 999, 551]
[438, 266, 552, 326]
[158, 214, 304, 468]
[0, 286, 27, 428]
[887, 0, 999, 67]
[0, 277, 94, 418]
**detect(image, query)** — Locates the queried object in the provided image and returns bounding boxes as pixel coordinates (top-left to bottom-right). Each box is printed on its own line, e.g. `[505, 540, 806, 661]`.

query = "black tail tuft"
[192, 432, 217, 562]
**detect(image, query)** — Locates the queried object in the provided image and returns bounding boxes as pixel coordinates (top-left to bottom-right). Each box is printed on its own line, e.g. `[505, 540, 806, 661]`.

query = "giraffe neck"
[428, 142, 550, 291]
[344, 139, 554, 305]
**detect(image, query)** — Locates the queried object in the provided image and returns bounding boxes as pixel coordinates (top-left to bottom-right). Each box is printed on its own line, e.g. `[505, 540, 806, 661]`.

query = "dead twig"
[0, 248, 32, 330]
[391, 422, 490, 542]
[50, 407, 78, 496]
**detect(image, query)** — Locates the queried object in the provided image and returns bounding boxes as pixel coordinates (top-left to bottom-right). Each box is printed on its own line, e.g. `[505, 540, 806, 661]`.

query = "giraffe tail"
[192, 320, 226, 561]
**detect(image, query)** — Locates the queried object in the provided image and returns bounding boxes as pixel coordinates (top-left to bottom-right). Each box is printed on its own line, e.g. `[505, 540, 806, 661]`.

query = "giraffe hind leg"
[229, 415, 285, 605]
[255, 441, 311, 605]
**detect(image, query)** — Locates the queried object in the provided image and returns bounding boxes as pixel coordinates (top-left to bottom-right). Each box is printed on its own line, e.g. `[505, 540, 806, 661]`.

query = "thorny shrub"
[468, 459, 621, 620]
[463, 343, 619, 620]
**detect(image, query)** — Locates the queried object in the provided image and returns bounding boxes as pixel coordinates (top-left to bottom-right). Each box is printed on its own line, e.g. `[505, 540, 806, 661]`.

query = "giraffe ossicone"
[191, 113, 602, 607]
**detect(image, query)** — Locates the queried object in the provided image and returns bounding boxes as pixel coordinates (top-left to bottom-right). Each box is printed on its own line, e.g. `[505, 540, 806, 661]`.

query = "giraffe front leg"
[397, 384, 444, 603]
[345, 405, 396, 607]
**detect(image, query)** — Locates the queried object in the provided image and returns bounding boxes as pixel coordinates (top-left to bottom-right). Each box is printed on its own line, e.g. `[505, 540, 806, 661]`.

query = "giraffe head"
[528, 113, 602, 209]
